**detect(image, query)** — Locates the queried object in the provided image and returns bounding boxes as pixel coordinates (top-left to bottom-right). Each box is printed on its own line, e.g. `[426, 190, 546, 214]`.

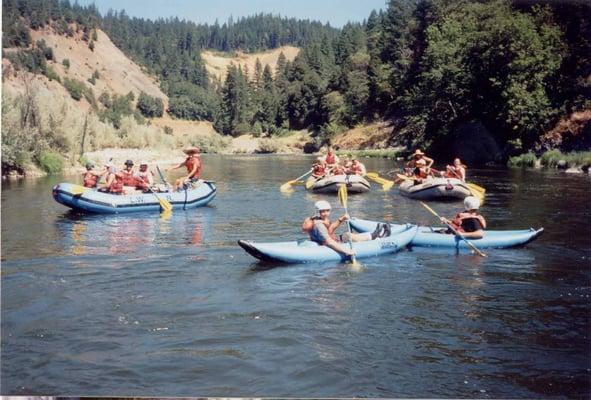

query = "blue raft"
[238, 224, 418, 263]
[52, 181, 216, 213]
[349, 218, 543, 250]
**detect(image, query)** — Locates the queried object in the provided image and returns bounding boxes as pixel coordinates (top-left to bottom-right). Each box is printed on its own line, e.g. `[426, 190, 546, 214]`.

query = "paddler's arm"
[324, 237, 355, 257]
[424, 156, 434, 168]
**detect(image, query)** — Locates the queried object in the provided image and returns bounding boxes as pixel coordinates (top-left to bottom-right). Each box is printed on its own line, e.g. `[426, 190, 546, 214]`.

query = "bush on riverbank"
[509, 150, 591, 169]
[37, 151, 65, 174]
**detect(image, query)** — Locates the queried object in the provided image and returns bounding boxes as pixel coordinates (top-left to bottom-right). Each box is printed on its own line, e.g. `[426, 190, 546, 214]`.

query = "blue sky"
[76, 0, 386, 28]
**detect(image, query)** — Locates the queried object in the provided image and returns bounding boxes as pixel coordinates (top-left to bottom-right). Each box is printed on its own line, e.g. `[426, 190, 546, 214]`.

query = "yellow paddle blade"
[467, 183, 486, 194]
[366, 172, 395, 190]
[338, 184, 348, 208]
[280, 181, 297, 192]
[71, 185, 91, 196]
[305, 178, 316, 189]
[159, 197, 173, 212]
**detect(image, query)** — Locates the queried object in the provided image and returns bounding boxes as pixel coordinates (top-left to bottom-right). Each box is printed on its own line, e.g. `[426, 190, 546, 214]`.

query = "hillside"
[202, 46, 300, 81]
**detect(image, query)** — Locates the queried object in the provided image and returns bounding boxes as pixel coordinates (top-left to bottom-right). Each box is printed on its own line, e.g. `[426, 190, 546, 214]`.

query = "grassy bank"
[508, 150, 591, 170]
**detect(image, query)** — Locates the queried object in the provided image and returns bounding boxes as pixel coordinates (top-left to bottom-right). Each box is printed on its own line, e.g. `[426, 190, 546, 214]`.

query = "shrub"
[63, 78, 88, 101]
[37, 151, 64, 174]
[508, 152, 537, 168]
[257, 138, 282, 153]
[540, 149, 563, 168]
[137, 92, 164, 117]
[62, 58, 70, 69]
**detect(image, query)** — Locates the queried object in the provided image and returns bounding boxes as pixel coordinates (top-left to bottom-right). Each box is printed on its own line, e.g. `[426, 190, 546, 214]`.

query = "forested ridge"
[3, 0, 590, 168]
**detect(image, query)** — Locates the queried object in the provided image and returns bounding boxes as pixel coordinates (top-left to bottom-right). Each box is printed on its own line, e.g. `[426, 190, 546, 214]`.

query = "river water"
[1, 155, 590, 398]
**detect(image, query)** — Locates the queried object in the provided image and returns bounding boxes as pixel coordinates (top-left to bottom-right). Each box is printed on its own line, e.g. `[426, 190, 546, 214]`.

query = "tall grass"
[508, 152, 537, 167]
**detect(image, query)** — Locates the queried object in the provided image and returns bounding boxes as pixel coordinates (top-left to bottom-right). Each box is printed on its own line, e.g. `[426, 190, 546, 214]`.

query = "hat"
[139, 160, 148, 166]
[183, 146, 200, 154]
[412, 149, 425, 157]
[314, 200, 331, 211]
[85, 163, 94, 169]
[464, 196, 480, 210]
[104, 162, 114, 168]
[124, 159, 134, 166]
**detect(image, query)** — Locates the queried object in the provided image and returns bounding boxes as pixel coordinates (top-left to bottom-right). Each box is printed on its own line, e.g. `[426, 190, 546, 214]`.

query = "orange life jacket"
[108, 172, 124, 194]
[185, 155, 201, 179]
[325, 153, 336, 165]
[350, 164, 363, 175]
[302, 216, 338, 241]
[120, 169, 135, 186]
[83, 171, 98, 188]
[312, 164, 325, 177]
[450, 212, 487, 233]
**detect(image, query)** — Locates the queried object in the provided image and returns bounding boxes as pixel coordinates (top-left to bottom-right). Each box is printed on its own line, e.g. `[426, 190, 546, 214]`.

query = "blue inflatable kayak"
[349, 218, 543, 250]
[52, 181, 216, 213]
[238, 224, 417, 263]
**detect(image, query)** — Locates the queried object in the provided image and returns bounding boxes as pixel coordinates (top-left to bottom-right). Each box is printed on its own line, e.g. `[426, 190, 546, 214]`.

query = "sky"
[76, 0, 386, 28]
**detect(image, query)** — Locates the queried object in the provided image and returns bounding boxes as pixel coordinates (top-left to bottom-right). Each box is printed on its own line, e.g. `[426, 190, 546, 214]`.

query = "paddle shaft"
[420, 202, 487, 257]
[156, 165, 170, 186]
[338, 185, 358, 264]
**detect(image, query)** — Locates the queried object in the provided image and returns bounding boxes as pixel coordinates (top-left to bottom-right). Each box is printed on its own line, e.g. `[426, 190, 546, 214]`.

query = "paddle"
[280, 169, 313, 192]
[365, 172, 395, 191]
[337, 184, 361, 267]
[420, 201, 487, 257]
[434, 167, 486, 201]
[72, 185, 91, 196]
[156, 165, 171, 188]
[147, 186, 173, 212]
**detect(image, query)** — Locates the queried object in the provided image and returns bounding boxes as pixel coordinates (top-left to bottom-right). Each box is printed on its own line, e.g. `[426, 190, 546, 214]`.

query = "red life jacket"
[120, 169, 135, 186]
[302, 216, 338, 241]
[325, 153, 336, 165]
[450, 212, 487, 233]
[350, 164, 363, 175]
[108, 172, 124, 194]
[83, 171, 98, 188]
[185, 155, 201, 179]
[312, 164, 325, 177]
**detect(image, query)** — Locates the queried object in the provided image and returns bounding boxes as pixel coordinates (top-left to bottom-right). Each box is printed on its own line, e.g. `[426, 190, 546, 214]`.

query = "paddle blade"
[305, 179, 316, 189]
[72, 185, 90, 196]
[338, 184, 348, 208]
[159, 198, 173, 212]
[280, 181, 296, 192]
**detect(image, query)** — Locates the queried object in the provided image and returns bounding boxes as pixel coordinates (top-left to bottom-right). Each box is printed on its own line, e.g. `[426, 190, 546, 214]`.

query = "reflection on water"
[1, 155, 590, 398]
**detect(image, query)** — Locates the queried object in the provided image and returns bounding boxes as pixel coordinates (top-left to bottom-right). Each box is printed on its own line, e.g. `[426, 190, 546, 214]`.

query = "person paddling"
[407, 149, 434, 169]
[98, 162, 124, 194]
[301, 200, 390, 257]
[311, 158, 326, 179]
[348, 158, 367, 176]
[440, 196, 487, 239]
[168, 146, 201, 192]
[120, 159, 136, 186]
[81, 163, 104, 188]
[135, 160, 154, 192]
[445, 158, 467, 181]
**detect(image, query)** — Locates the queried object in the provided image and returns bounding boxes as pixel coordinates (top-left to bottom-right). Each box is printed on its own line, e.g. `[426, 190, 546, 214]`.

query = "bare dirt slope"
[202, 46, 300, 81]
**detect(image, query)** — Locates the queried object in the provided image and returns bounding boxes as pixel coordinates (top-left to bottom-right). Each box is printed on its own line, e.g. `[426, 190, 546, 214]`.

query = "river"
[1, 155, 590, 398]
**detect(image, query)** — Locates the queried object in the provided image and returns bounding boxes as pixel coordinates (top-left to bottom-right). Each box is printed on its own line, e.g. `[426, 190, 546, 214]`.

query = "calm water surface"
[1, 155, 590, 398]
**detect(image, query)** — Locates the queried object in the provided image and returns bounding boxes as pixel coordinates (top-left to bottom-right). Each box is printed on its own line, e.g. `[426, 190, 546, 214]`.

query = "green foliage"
[37, 151, 65, 174]
[137, 92, 164, 117]
[539, 149, 564, 168]
[98, 93, 134, 129]
[62, 58, 70, 69]
[508, 152, 537, 168]
[63, 78, 93, 103]
[257, 138, 282, 153]
[88, 40, 95, 51]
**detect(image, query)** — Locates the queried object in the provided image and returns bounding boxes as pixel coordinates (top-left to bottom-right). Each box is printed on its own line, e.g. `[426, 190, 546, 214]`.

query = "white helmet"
[464, 196, 480, 210]
[314, 200, 331, 211]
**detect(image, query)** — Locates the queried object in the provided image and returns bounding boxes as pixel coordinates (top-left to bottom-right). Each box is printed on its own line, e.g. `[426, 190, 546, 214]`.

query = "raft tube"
[238, 224, 417, 263]
[399, 177, 471, 200]
[350, 218, 543, 250]
[52, 181, 216, 213]
[306, 174, 371, 194]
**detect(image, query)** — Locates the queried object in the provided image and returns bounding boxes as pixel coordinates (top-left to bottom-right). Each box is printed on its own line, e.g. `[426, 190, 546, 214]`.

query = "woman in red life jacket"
[120, 159, 136, 186]
[441, 196, 487, 239]
[98, 163, 124, 194]
[135, 160, 154, 192]
[168, 146, 202, 192]
[301, 201, 390, 257]
[349, 159, 367, 176]
[412, 158, 430, 184]
[82, 163, 104, 188]
[445, 158, 467, 181]
[311, 159, 326, 178]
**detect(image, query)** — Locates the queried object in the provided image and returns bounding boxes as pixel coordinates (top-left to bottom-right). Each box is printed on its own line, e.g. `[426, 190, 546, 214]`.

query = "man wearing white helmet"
[441, 196, 487, 239]
[135, 160, 154, 192]
[301, 200, 390, 257]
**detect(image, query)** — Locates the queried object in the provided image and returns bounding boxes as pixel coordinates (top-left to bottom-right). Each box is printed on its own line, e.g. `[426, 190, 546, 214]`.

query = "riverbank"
[508, 150, 591, 173]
